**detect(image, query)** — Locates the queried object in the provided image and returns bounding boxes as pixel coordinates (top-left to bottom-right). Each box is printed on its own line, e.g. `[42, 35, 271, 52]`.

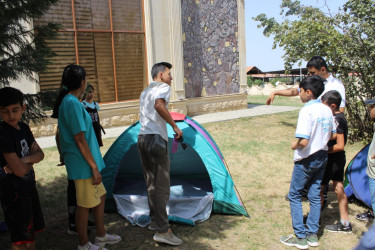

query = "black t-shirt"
[328, 112, 348, 148]
[0, 121, 35, 182]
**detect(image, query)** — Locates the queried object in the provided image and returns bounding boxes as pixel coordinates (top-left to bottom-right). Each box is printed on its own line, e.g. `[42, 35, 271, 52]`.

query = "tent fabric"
[101, 113, 248, 226]
[344, 144, 372, 209]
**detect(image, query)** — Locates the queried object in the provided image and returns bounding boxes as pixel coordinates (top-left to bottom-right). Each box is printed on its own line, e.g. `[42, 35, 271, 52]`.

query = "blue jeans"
[368, 177, 375, 212]
[288, 150, 327, 238]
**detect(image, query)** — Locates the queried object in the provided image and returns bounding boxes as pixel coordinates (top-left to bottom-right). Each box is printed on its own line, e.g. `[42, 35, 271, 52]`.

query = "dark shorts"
[0, 177, 45, 244]
[322, 151, 346, 186]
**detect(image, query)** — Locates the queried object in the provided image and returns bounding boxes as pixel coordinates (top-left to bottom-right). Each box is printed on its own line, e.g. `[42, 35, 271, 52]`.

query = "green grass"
[248, 95, 304, 107]
[0, 111, 368, 249]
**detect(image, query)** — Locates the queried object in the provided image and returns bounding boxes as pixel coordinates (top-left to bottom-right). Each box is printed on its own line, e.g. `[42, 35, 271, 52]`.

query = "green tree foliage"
[0, 0, 59, 124]
[254, 0, 375, 142]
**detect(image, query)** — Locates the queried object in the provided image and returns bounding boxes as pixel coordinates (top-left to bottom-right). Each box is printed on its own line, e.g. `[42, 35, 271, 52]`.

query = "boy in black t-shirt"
[0, 87, 45, 249]
[321, 90, 352, 233]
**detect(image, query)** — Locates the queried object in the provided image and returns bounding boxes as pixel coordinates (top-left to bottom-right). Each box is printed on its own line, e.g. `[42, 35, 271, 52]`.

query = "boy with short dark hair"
[0, 87, 45, 249]
[280, 76, 336, 249]
[320, 90, 352, 233]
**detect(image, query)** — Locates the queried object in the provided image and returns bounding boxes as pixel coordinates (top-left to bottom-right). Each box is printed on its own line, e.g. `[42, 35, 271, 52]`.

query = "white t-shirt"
[320, 74, 346, 108]
[298, 74, 346, 108]
[139, 81, 170, 141]
[367, 123, 375, 179]
[294, 99, 336, 162]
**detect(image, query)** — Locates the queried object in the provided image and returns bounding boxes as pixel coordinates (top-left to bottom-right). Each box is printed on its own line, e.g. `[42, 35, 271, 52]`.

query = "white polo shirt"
[294, 99, 336, 162]
[320, 74, 346, 108]
[139, 81, 170, 141]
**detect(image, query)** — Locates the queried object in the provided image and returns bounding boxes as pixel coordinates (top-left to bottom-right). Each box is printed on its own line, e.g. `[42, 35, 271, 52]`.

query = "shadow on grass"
[280, 121, 297, 128]
[0, 166, 246, 249]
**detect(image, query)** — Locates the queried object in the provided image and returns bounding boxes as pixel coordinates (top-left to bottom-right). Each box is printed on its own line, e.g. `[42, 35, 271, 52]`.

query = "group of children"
[0, 65, 120, 250]
[1, 62, 375, 249]
[281, 75, 375, 249]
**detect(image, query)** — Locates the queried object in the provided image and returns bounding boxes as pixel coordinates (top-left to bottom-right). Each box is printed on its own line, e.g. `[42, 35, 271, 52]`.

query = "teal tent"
[102, 112, 248, 226]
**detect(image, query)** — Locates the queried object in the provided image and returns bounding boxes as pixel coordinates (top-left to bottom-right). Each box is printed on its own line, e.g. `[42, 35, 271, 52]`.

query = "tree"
[0, 0, 59, 124]
[254, 0, 375, 142]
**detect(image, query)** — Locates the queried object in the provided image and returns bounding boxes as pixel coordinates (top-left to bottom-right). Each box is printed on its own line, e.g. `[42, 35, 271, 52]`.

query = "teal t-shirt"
[58, 94, 105, 179]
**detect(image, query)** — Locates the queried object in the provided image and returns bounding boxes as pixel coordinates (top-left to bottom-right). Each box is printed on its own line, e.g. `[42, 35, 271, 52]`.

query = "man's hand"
[291, 141, 298, 150]
[91, 168, 102, 185]
[173, 126, 183, 139]
[266, 93, 276, 105]
[372, 153, 375, 159]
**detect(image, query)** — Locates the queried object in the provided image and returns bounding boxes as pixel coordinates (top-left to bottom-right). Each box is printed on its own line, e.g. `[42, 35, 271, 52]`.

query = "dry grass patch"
[0, 110, 369, 249]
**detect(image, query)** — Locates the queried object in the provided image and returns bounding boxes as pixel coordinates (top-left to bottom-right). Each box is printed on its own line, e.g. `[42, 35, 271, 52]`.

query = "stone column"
[238, 0, 247, 93]
[144, 0, 185, 103]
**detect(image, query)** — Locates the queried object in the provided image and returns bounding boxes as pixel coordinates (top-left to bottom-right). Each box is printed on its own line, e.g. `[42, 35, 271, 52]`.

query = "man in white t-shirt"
[266, 56, 346, 112]
[137, 62, 183, 246]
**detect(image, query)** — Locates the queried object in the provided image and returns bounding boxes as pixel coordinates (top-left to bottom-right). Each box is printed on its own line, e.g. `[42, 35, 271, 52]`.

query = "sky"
[245, 0, 347, 72]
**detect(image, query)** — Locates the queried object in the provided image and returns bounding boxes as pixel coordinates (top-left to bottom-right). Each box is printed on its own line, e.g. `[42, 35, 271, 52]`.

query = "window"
[35, 0, 147, 103]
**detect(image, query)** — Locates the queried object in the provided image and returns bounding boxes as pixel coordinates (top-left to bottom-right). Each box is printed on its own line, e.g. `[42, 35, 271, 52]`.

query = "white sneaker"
[95, 233, 121, 247]
[77, 242, 108, 250]
[153, 229, 183, 246]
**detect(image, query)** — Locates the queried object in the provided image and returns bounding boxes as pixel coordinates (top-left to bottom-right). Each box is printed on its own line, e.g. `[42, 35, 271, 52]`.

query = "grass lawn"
[0, 110, 370, 249]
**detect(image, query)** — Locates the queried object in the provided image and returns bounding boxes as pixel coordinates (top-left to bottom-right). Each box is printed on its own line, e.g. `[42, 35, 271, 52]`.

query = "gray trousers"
[137, 134, 170, 233]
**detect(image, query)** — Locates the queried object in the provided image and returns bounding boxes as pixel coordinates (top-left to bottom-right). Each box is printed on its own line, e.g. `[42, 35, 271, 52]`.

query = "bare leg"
[76, 206, 90, 246]
[333, 181, 349, 221]
[92, 195, 106, 237]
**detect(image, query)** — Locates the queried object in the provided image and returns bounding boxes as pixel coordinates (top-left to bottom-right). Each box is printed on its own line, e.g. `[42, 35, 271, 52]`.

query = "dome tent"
[344, 144, 372, 209]
[101, 112, 248, 226]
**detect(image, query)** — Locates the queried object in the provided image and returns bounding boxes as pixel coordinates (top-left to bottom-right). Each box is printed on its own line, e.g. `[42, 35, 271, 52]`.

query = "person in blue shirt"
[52, 64, 121, 250]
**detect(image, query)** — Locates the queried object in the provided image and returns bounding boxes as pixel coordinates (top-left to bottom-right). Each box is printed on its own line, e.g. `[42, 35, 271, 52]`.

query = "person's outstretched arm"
[266, 88, 299, 105]
[154, 98, 183, 139]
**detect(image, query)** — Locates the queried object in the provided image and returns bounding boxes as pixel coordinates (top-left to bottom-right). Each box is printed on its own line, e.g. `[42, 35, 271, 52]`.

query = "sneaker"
[77, 242, 107, 250]
[325, 222, 352, 233]
[153, 228, 183, 246]
[280, 234, 308, 249]
[307, 234, 319, 247]
[95, 233, 121, 247]
[355, 211, 374, 221]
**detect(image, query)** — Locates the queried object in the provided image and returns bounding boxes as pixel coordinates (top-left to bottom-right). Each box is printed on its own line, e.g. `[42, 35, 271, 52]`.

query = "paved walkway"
[36, 104, 299, 148]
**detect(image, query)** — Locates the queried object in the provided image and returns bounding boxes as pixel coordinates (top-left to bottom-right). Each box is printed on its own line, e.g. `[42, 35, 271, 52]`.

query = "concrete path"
[36, 104, 299, 148]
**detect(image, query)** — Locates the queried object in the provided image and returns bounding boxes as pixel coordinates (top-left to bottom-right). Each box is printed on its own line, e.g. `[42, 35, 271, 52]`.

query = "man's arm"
[74, 132, 102, 185]
[266, 88, 299, 105]
[291, 138, 309, 150]
[154, 98, 183, 138]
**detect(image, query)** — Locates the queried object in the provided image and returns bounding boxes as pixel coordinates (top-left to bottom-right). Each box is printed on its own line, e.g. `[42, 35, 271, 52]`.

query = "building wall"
[182, 0, 241, 98]
[28, 0, 248, 137]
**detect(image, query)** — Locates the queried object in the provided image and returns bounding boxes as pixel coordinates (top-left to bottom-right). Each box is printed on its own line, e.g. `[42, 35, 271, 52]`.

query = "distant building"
[247, 66, 308, 84]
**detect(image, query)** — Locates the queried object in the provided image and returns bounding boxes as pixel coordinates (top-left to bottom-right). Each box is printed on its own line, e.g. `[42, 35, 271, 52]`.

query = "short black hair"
[299, 75, 325, 99]
[321, 90, 341, 109]
[151, 62, 172, 79]
[306, 56, 328, 71]
[0, 87, 24, 107]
